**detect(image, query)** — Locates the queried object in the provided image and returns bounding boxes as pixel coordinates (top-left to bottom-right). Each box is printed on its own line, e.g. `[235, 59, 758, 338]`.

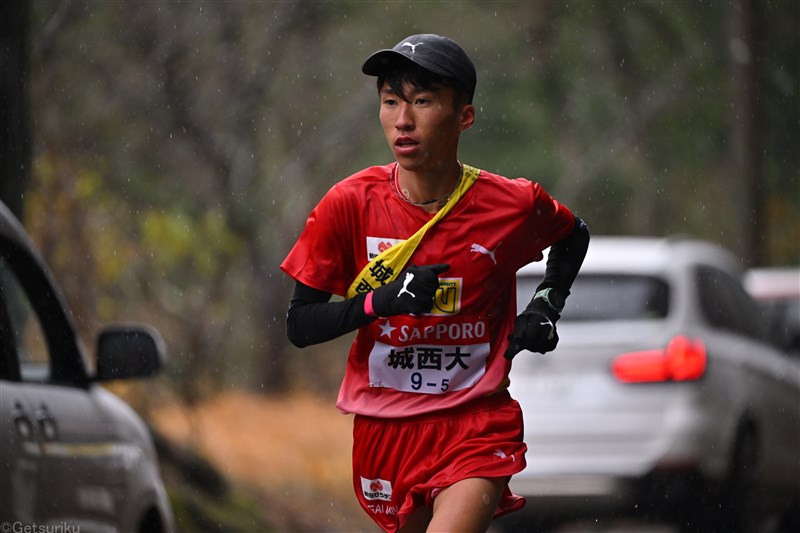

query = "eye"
[382, 97, 398, 107]
[414, 97, 430, 105]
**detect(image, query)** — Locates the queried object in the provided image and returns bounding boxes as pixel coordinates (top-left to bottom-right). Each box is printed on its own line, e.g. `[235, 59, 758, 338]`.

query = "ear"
[458, 104, 475, 132]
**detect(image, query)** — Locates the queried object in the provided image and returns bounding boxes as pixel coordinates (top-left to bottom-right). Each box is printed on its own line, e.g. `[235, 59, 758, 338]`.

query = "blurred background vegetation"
[1, 1, 797, 530]
[3, 0, 797, 400]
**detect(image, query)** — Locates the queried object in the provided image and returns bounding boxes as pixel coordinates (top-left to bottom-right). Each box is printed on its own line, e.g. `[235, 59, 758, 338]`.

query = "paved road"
[494, 514, 793, 533]
[492, 517, 678, 533]
[549, 521, 677, 532]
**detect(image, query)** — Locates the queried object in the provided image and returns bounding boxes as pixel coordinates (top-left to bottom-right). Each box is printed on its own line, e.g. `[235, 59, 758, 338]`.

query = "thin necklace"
[391, 163, 463, 207]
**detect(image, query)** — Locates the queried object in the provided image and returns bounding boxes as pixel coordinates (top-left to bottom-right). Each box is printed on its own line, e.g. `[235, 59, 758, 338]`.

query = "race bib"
[368, 341, 489, 394]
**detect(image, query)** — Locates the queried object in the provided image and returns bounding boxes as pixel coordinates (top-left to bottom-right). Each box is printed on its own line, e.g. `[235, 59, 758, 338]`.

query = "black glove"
[372, 264, 449, 317]
[504, 297, 561, 359]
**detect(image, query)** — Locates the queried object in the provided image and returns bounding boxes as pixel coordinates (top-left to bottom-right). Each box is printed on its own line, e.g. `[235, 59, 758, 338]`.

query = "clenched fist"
[372, 264, 450, 317]
[504, 298, 561, 359]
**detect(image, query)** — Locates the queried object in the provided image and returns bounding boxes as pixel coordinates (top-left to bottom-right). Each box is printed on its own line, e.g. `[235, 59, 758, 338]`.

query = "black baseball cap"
[362, 34, 476, 101]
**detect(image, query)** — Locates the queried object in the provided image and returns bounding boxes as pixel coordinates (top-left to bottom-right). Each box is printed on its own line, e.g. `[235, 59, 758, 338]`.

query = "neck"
[395, 161, 462, 212]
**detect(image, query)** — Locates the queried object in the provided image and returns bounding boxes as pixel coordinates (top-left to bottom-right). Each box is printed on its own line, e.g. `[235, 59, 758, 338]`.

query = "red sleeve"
[531, 181, 575, 245]
[280, 184, 357, 297]
[515, 178, 576, 265]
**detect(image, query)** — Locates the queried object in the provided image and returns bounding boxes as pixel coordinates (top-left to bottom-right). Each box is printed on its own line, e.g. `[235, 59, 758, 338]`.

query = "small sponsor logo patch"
[360, 476, 393, 501]
[432, 278, 461, 315]
[366, 236, 404, 260]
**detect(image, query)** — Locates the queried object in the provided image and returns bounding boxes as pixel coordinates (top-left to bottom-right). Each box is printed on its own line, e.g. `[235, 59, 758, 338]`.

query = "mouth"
[394, 136, 419, 155]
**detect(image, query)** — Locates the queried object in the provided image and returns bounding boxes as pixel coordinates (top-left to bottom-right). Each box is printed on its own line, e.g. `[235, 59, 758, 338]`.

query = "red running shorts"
[351, 390, 527, 532]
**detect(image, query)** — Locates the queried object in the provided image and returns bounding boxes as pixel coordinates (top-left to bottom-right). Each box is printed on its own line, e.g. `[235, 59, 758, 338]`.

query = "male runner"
[281, 33, 589, 533]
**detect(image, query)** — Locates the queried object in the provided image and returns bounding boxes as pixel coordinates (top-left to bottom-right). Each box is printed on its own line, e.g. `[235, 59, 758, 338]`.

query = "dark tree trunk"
[0, 0, 31, 220]
[731, 0, 764, 266]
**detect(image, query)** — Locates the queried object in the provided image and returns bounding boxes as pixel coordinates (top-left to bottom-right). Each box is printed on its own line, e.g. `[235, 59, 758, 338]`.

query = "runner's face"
[379, 82, 474, 174]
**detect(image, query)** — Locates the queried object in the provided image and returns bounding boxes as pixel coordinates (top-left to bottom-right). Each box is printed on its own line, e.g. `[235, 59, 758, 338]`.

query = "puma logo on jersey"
[401, 41, 423, 53]
[493, 448, 516, 462]
[470, 242, 501, 264]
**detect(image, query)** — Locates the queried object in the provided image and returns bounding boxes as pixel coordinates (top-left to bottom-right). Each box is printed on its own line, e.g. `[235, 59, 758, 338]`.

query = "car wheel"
[720, 428, 762, 533]
[138, 507, 165, 533]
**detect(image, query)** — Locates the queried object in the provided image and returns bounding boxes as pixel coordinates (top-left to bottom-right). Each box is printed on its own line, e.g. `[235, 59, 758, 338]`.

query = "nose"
[395, 102, 414, 130]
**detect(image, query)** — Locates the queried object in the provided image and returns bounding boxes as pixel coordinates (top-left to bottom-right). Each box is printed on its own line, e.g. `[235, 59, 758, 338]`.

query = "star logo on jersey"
[379, 320, 396, 338]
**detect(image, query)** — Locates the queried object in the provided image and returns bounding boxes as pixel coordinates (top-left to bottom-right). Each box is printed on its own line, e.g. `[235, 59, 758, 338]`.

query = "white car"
[745, 267, 800, 356]
[506, 237, 800, 532]
[0, 201, 174, 532]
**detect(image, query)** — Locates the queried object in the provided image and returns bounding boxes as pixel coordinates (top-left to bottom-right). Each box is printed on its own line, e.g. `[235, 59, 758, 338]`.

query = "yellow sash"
[345, 164, 480, 299]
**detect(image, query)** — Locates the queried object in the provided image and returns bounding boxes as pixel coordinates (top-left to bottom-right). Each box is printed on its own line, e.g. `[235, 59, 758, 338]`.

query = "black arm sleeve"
[535, 217, 590, 298]
[286, 281, 376, 348]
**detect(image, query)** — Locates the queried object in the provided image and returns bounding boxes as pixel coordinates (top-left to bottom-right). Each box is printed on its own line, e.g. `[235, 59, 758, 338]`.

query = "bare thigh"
[428, 477, 505, 533]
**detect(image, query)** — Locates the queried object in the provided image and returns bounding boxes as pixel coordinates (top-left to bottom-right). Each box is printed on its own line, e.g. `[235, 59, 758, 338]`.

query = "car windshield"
[517, 274, 670, 321]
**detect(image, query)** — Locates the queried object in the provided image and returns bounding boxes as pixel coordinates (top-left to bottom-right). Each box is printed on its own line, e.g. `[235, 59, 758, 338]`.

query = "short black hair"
[376, 60, 472, 108]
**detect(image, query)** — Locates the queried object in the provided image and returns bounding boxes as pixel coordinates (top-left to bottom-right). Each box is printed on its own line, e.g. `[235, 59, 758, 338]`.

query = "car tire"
[720, 427, 762, 533]
[138, 507, 165, 533]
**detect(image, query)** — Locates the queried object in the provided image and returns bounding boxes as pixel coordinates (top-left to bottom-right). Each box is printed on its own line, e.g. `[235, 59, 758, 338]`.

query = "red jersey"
[281, 163, 575, 417]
